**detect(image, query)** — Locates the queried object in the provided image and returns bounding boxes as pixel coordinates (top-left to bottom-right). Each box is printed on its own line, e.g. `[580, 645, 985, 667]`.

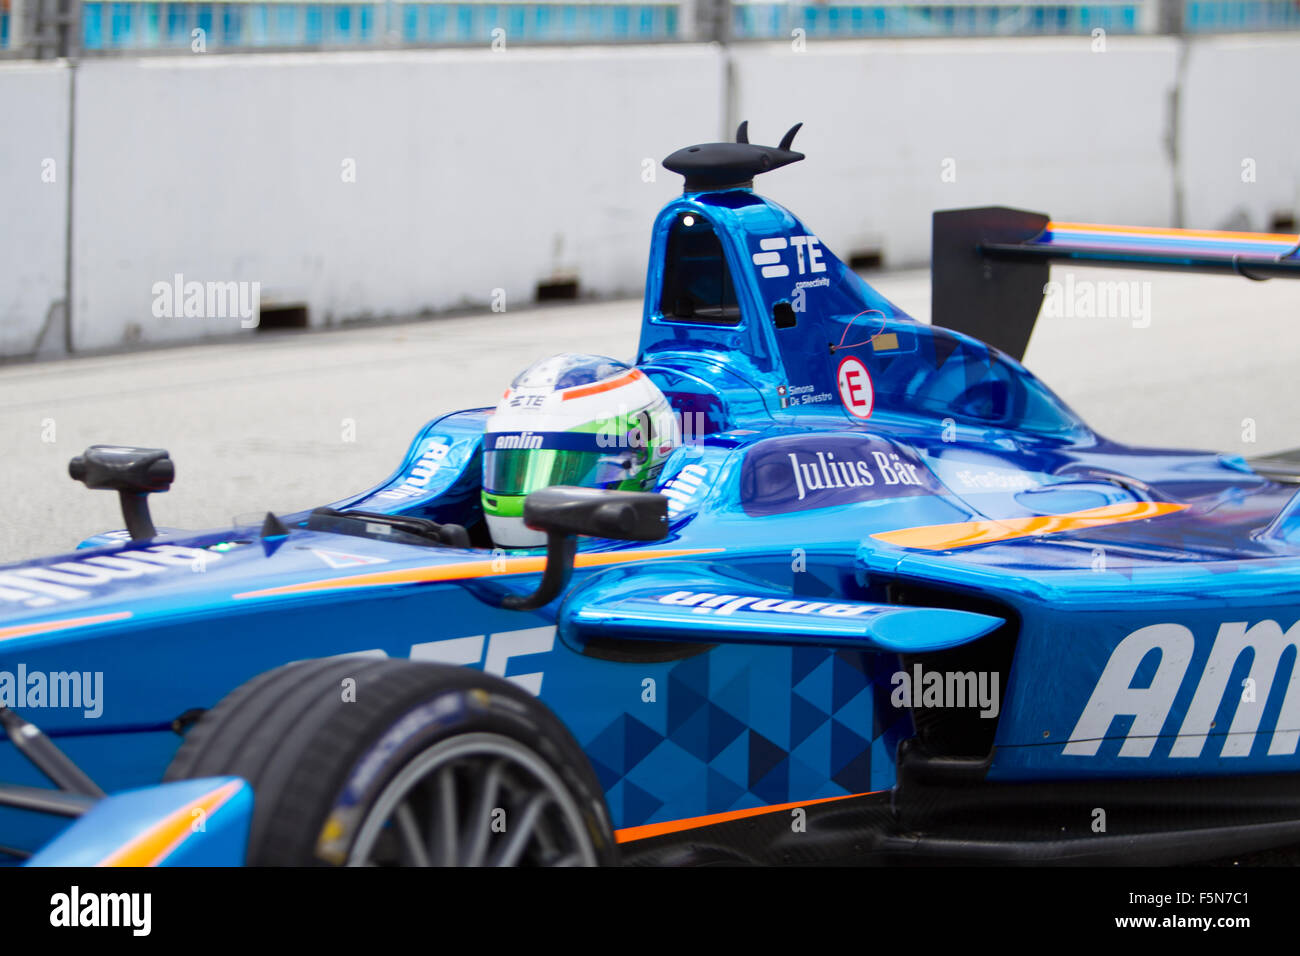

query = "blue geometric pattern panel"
[582, 644, 911, 829]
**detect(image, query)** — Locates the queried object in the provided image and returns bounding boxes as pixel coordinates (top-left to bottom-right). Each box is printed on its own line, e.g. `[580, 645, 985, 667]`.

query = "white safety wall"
[0, 61, 70, 358]
[0, 34, 1297, 358]
[728, 36, 1182, 265]
[68, 46, 726, 351]
[1180, 35, 1300, 233]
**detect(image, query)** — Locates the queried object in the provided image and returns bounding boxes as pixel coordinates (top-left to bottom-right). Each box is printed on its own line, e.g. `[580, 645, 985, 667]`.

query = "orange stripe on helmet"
[561, 368, 644, 401]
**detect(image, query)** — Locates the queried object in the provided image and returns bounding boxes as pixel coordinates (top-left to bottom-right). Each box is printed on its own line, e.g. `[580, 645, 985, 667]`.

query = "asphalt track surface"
[1, 264, 1296, 564]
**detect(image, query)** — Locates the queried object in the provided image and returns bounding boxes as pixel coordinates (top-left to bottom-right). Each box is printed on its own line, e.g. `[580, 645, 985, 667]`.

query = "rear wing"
[932, 206, 1300, 361]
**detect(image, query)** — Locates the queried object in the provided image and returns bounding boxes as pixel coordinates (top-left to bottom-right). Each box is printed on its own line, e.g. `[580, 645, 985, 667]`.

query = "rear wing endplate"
[932, 206, 1300, 361]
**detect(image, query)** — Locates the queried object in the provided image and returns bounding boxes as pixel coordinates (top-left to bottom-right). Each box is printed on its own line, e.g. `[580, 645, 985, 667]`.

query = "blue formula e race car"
[5, 124, 1300, 867]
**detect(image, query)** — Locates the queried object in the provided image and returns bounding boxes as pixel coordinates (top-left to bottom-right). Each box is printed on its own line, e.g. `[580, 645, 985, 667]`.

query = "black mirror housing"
[69, 445, 174, 494]
[68, 445, 173, 541]
[523, 486, 669, 541]
[494, 488, 669, 612]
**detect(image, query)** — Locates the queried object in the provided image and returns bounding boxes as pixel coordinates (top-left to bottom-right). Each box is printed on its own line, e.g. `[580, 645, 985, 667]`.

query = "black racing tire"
[164, 657, 617, 867]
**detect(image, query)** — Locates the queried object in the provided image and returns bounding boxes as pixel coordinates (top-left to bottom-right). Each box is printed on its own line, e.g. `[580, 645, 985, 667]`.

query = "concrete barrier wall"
[70, 46, 725, 351]
[1180, 35, 1300, 232]
[729, 36, 1181, 265]
[0, 62, 70, 358]
[1, 34, 1296, 357]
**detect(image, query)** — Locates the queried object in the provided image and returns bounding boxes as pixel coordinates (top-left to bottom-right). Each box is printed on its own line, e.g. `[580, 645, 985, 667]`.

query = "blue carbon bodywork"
[4, 162, 1299, 863]
[27, 777, 251, 866]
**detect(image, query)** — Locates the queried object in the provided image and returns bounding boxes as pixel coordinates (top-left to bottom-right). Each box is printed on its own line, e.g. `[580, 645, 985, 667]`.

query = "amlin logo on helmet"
[492, 432, 545, 450]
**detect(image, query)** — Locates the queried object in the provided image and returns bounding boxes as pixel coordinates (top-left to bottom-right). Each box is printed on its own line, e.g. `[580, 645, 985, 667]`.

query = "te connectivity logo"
[346, 626, 556, 697]
[661, 463, 710, 517]
[751, 236, 827, 279]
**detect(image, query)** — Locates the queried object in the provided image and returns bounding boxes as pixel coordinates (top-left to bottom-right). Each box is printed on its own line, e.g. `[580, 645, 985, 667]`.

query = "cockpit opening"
[658, 213, 741, 326]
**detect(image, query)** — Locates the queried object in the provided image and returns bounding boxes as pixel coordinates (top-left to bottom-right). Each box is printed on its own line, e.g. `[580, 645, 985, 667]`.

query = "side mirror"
[499, 487, 668, 611]
[523, 486, 668, 541]
[68, 445, 174, 541]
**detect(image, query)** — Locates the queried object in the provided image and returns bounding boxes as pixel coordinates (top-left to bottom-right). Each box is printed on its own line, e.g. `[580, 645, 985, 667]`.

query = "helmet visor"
[483, 431, 644, 497]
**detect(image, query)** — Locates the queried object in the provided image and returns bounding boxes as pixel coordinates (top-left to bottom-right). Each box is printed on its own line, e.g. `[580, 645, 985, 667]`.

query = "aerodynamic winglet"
[559, 564, 1002, 654]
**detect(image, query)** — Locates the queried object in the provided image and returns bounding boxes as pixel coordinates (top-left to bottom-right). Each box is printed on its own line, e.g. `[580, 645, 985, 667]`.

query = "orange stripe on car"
[871, 501, 1186, 552]
[561, 368, 644, 401]
[234, 548, 721, 600]
[615, 791, 877, 843]
[98, 779, 244, 867]
[0, 611, 132, 643]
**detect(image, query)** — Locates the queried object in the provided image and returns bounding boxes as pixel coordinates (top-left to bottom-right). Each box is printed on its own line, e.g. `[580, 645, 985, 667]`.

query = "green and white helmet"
[482, 354, 680, 547]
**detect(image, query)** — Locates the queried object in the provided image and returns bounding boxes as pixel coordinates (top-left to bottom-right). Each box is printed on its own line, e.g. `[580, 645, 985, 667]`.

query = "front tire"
[165, 657, 617, 866]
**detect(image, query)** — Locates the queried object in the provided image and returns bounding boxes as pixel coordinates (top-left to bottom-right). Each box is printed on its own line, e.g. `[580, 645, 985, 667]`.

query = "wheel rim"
[346, 732, 599, 867]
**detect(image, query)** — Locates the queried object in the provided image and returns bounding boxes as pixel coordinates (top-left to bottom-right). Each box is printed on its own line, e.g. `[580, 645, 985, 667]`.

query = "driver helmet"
[482, 354, 680, 547]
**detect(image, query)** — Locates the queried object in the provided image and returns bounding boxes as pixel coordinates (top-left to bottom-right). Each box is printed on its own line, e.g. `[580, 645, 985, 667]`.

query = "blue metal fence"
[4, 0, 1300, 54]
[1185, 0, 1300, 31]
[79, 1, 680, 49]
[733, 2, 1142, 38]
